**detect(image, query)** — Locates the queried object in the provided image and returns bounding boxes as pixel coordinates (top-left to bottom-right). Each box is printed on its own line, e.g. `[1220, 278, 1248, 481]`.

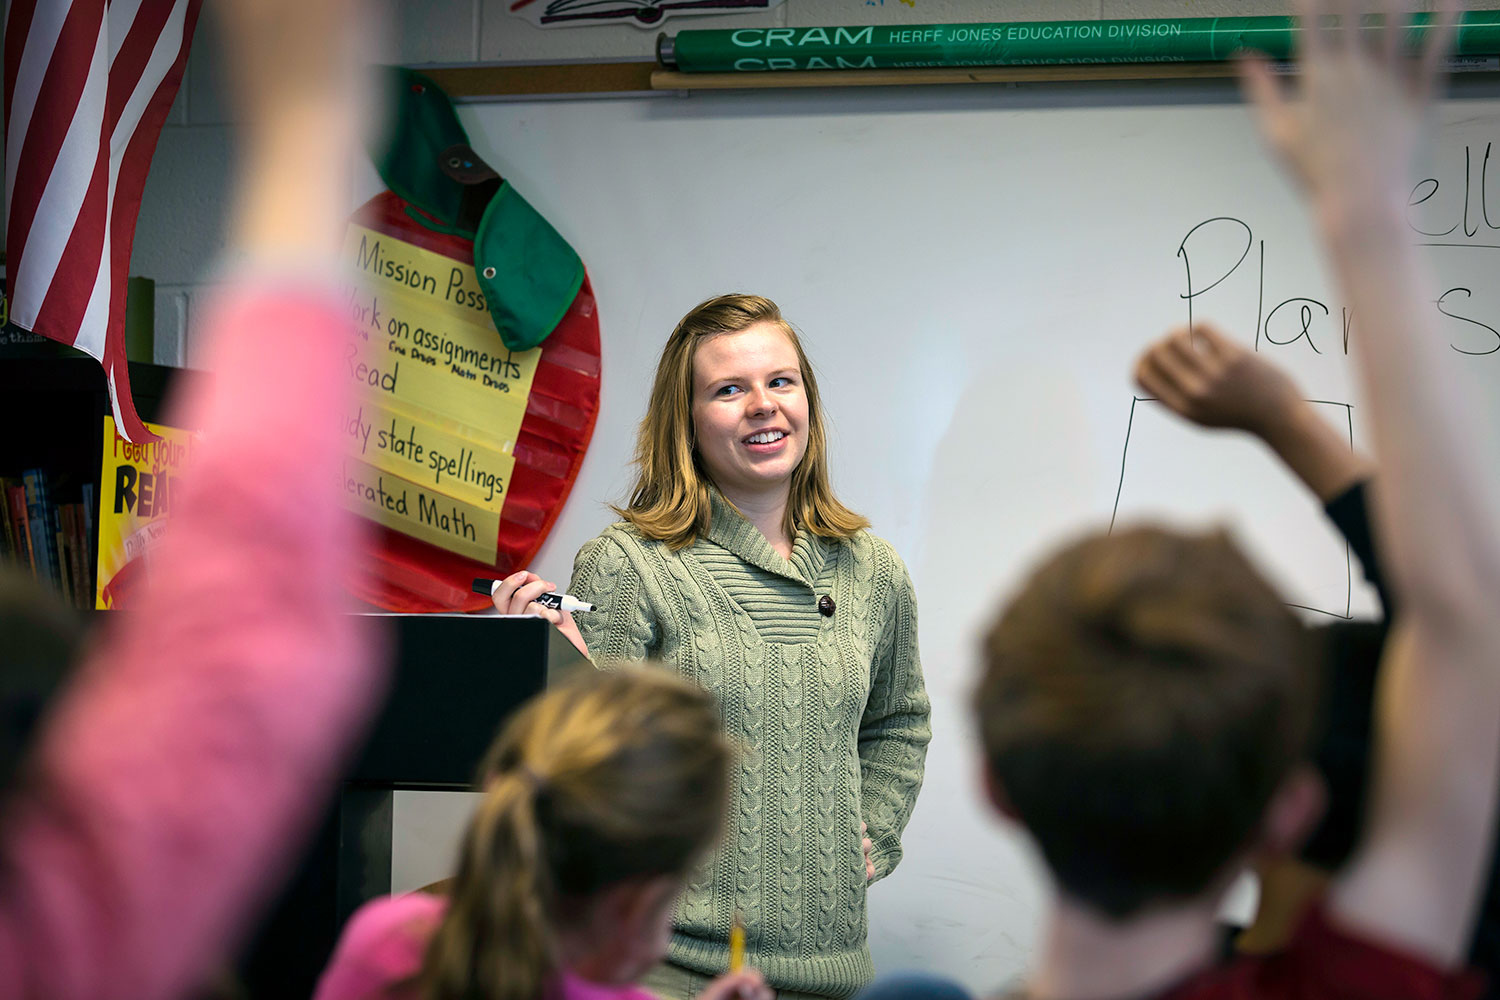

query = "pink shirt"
[314, 893, 663, 1000]
[0, 285, 381, 1000]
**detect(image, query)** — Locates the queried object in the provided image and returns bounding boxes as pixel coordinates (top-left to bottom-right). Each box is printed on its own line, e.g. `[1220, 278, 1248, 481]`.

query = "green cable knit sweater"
[568, 493, 930, 999]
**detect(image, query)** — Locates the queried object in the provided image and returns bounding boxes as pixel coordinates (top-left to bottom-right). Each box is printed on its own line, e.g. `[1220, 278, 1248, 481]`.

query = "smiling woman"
[690, 322, 811, 521]
[487, 294, 930, 1000]
[618, 296, 867, 554]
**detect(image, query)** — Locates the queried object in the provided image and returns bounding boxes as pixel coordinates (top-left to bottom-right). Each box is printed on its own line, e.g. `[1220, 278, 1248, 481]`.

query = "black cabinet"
[238, 614, 554, 999]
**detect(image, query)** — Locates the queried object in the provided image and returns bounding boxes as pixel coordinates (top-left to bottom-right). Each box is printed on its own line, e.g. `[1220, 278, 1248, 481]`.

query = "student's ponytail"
[418, 667, 732, 1000]
[422, 769, 555, 1000]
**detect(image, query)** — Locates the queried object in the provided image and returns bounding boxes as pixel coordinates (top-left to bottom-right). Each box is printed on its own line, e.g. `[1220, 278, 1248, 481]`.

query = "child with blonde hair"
[314, 668, 771, 1000]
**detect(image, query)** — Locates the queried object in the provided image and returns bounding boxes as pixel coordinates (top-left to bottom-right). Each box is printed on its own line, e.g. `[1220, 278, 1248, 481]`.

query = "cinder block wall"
[130, 0, 1491, 364]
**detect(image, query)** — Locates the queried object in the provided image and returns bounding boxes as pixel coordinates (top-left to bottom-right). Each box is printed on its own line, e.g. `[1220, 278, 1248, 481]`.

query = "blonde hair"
[617, 293, 869, 549]
[418, 667, 732, 1000]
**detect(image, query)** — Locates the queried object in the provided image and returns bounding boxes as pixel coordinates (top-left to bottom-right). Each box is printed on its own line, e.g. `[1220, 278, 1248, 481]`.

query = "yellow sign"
[342, 399, 515, 515]
[96, 416, 198, 609]
[337, 456, 499, 564]
[343, 225, 540, 429]
[340, 224, 540, 561]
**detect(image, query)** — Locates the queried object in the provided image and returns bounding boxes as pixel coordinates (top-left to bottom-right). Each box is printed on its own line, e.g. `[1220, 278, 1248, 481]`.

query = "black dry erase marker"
[472, 578, 597, 613]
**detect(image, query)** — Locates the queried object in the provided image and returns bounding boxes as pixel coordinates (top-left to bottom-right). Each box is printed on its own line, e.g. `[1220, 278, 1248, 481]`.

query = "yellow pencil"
[729, 915, 745, 973]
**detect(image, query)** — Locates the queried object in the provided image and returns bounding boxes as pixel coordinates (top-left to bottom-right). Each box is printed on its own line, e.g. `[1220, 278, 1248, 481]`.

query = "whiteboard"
[378, 80, 1500, 990]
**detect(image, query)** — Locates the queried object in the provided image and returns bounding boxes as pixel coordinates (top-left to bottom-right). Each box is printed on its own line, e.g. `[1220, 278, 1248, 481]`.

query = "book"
[58, 504, 81, 608]
[22, 468, 59, 588]
[55, 513, 72, 607]
[66, 503, 90, 609]
[0, 478, 11, 560]
[81, 484, 96, 608]
[6, 483, 34, 576]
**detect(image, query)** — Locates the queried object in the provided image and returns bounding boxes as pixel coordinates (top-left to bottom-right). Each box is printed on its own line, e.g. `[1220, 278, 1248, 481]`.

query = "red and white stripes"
[5, 0, 201, 441]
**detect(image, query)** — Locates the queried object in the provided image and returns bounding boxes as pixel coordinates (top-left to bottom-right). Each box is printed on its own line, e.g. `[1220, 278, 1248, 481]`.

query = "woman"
[494, 294, 930, 1000]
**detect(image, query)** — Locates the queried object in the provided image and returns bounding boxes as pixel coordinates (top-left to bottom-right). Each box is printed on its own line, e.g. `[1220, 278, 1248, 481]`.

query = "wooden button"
[818, 595, 835, 617]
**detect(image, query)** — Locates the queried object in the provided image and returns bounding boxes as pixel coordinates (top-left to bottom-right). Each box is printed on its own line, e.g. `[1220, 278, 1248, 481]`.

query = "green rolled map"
[659, 13, 1500, 73]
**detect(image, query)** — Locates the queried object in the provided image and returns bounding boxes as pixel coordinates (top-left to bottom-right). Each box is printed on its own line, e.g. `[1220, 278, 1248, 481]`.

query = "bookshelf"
[0, 339, 202, 610]
[2, 340, 566, 997]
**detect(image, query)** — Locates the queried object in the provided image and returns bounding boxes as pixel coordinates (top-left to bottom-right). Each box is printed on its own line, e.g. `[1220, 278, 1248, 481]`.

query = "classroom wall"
[132, 0, 1492, 365]
[123, 0, 1500, 982]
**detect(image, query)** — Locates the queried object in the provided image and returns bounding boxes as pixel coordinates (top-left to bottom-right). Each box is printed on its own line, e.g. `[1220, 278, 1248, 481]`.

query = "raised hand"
[1238, 0, 1456, 229]
[1133, 324, 1303, 436]
[1134, 323, 1372, 501]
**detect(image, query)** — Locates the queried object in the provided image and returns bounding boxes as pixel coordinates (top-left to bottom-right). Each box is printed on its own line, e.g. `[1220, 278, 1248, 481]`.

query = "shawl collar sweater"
[568, 493, 930, 998]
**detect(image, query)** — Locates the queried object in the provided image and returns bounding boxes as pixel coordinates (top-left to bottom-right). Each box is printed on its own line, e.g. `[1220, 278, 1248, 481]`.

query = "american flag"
[5, 0, 202, 442]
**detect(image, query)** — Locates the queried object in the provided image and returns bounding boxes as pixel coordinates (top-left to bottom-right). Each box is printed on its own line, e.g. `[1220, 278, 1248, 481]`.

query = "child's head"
[974, 525, 1321, 920]
[422, 666, 733, 1000]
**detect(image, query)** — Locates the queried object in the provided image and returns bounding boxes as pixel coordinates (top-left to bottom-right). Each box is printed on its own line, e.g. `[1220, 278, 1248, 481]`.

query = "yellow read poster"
[96, 415, 198, 609]
[340, 224, 540, 561]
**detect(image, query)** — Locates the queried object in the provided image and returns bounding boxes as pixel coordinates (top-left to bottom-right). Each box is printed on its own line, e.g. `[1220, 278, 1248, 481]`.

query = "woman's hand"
[489, 570, 590, 658]
[699, 969, 773, 1000]
[861, 821, 876, 882]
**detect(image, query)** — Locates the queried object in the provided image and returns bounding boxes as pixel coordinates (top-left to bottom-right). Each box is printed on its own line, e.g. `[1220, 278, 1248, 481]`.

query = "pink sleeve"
[312, 894, 444, 1000]
[0, 285, 384, 1000]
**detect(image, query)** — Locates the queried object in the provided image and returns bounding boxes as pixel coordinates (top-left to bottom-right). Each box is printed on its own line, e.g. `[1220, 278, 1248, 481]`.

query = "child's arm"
[1243, 0, 1500, 967]
[1134, 326, 1390, 608]
[1134, 323, 1374, 503]
[0, 3, 386, 996]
